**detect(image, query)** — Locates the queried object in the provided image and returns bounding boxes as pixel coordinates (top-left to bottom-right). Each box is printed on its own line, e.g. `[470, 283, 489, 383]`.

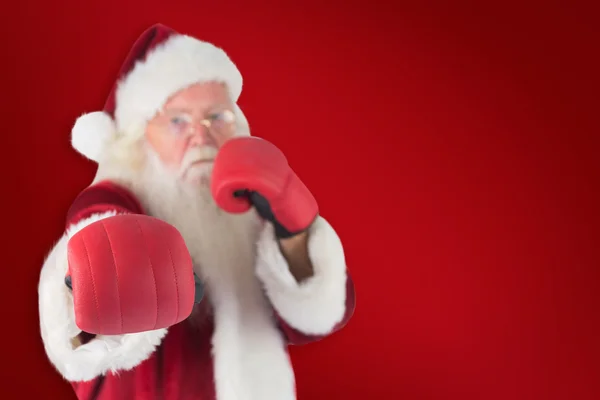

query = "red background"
[1, 1, 598, 399]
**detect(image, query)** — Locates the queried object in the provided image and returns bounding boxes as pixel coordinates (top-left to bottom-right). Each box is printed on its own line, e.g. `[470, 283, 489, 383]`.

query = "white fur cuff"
[39, 211, 167, 382]
[255, 216, 349, 336]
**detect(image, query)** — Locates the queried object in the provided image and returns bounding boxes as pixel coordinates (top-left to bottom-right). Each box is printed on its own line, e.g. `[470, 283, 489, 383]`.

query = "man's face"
[145, 81, 237, 185]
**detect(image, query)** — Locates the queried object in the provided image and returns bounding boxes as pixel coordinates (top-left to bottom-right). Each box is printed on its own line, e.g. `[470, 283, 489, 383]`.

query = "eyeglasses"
[156, 109, 237, 138]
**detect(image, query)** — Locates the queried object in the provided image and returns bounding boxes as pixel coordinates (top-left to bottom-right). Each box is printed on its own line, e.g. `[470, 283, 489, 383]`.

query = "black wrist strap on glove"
[194, 273, 205, 304]
[233, 190, 303, 239]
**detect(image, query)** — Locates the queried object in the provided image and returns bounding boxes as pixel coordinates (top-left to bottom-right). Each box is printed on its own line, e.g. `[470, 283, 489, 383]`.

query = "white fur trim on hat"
[71, 111, 116, 162]
[115, 34, 243, 135]
[71, 33, 244, 163]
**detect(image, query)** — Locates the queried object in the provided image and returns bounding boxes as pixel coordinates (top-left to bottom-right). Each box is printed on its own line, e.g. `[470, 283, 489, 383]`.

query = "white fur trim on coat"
[38, 211, 167, 382]
[255, 216, 349, 335]
[114, 34, 243, 135]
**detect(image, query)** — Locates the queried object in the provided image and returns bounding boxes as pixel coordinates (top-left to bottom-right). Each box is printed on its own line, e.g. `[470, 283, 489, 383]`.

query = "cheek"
[214, 135, 229, 148]
[145, 128, 189, 167]
[171, 140, 190, 165]
[215, 128, 239, 147]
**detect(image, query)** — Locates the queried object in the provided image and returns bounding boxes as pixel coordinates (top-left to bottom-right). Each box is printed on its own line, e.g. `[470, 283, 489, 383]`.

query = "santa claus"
[38, 23, 356, 400]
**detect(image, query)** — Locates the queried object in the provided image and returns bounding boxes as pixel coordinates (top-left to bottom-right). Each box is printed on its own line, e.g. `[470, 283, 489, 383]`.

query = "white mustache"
[181, 146, 218, 170]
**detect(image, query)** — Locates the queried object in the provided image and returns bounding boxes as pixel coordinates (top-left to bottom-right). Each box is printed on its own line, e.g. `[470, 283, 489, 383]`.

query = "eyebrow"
[164, 103, 231, 115]
[162, 107, 192, 114]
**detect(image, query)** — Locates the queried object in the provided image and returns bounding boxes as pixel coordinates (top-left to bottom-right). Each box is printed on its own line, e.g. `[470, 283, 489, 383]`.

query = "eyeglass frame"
[150, 107, 237, 138]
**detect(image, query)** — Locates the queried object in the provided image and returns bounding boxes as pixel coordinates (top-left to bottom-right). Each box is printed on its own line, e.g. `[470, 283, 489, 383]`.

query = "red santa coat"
[38, 180, 356, 400]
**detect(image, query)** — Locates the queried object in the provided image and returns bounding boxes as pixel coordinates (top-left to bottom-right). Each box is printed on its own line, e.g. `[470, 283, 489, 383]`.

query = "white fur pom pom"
[71, 111, 116, 163]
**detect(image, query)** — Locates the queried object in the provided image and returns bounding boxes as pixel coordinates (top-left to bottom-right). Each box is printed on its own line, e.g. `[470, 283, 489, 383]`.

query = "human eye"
[207, 112, 222, 122]
[167, 113, 191, 134]
[210, 110, 234, 123]
[170, 115, 188, 125]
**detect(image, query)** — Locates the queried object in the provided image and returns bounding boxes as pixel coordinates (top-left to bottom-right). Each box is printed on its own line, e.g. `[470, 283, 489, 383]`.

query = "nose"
[188, 125, 217, 147]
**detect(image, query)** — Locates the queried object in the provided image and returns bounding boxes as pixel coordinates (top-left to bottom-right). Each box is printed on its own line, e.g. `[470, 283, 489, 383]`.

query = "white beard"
[94, 145, 297, 400]
[103, 146, 263, 305]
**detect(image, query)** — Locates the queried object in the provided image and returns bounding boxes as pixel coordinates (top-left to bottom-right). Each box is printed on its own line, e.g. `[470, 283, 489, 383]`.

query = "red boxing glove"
[66, 214, 196, 335]
[211, 137, 318, 238]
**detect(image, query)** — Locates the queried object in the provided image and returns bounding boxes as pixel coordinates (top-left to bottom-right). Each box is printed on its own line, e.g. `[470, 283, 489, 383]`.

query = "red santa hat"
[71, 23, 247, 163]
